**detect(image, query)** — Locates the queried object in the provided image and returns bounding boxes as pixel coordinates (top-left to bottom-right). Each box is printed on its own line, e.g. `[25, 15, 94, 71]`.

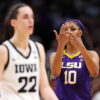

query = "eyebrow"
[67, 26, 77, 28]
[22, 13, 34, 17]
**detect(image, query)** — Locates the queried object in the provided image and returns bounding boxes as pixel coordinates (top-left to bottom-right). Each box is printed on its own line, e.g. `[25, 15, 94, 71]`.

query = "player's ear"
[10, 19, 16, 28]
[77, 30, 82, 38]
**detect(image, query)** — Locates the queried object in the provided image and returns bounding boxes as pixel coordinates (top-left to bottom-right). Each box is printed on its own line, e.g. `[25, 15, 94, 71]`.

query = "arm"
[68, 33, 99, 77]
[50, 43, 64, 77]
[80, 48, 99, 77]
[36, 42, 58, 100]
[0, 45, 8, 78]
[50, 25, 68, 77]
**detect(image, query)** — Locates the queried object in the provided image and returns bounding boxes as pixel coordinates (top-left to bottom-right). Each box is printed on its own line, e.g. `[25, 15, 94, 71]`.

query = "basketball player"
[0, 3, 58, 100]
[50, 19, 99, 100]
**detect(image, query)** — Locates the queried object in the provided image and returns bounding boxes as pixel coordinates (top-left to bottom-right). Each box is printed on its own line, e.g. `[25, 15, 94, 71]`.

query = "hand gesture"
[67, 32, 84, 50]
[53, 24, 68, 47]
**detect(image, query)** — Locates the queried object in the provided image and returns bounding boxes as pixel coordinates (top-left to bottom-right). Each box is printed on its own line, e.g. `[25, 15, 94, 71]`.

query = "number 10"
[64, 70, 77, 84]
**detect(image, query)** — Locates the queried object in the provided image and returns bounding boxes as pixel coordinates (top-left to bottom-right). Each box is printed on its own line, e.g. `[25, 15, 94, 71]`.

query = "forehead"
[18, 6, 33, 16]
[65, 21, 79, 28]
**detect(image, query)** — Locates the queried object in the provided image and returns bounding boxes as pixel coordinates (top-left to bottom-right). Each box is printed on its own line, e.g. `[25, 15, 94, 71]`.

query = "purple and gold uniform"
[55, 50, 92, 100]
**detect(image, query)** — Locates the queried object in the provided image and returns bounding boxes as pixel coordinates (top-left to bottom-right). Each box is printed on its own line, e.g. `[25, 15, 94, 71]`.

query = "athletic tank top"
[0, 40, 40, 100]
[55, 50, 93, 100]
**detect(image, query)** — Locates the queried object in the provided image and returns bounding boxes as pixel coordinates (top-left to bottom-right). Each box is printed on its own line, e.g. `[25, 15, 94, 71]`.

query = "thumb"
[53, 29, 59, 41]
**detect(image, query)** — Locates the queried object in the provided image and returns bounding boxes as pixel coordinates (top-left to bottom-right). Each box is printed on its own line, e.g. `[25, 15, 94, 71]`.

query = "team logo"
[79, 55, 83, 58]
[79, 55, 83, 62]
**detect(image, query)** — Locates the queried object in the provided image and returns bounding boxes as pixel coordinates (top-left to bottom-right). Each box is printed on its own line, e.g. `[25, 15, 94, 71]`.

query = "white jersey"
[0, 40, 40, 100]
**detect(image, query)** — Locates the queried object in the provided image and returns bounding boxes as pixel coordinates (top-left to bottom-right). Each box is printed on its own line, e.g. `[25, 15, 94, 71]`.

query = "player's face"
[14, 6, 34, 36]
[64, 21, 81, 37]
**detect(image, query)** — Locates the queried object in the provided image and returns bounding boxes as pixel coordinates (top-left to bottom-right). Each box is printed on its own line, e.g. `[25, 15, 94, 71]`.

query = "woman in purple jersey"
[50, 19, 99, 100]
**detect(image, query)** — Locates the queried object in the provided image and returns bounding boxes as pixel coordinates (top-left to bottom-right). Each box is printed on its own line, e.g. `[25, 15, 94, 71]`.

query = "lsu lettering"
[62, 62, 82, 69]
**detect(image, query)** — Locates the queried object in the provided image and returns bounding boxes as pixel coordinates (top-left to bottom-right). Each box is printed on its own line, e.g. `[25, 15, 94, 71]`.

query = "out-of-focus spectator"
[92, 44, 100, 100]
[92, 77, 100, 100]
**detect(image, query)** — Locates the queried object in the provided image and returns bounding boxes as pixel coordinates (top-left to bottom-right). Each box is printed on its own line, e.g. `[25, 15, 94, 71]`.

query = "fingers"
[60, 24, 66, 34]
[60, 24, 64, 34]
[53, 29, 59, 40]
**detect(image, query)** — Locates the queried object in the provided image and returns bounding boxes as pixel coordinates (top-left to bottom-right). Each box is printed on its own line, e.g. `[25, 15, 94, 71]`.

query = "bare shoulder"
[88, 50, 99, 61]
[49, 52, 56, 69]
[50, 52, 56, 59]
[35, 42, 44, 51]
[35, 42, 45, 60]
[88, 50, 99, 57]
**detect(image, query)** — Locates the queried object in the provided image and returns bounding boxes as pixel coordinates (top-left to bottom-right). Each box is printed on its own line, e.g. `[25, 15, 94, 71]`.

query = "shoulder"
[35, 42, 44, 49]
[50, 52, 56, 59]
[88, 50, 99, 57]
[50, 52, 56, 63]
[88, 50, 99, 61]
[35, 42, 45, 59]
[49, 52, 56, 68]
[35, 42, 45, 52]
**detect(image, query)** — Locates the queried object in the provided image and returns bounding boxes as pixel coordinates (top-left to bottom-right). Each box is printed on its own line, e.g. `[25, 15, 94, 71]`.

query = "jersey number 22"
[18, 76, 36, 92]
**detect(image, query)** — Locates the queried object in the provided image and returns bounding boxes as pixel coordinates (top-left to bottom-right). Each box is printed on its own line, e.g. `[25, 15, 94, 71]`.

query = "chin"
[28, 30, 33, 35]
[29, 32, 33, 36]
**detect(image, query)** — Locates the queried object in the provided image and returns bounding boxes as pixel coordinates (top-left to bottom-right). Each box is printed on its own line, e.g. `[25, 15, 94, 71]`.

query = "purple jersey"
[55, 50, 93, 100]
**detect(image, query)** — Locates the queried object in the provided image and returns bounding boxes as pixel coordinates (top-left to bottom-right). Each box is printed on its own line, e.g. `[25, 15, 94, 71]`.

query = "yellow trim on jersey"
[64, 50, 80, 59]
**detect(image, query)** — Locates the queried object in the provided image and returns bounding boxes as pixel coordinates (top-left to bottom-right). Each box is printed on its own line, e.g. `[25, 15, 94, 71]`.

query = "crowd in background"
[0, 0, 100, 99]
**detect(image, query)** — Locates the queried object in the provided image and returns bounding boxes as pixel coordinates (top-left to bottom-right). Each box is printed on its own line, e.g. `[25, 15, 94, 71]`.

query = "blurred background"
[0, 0, 100, 99]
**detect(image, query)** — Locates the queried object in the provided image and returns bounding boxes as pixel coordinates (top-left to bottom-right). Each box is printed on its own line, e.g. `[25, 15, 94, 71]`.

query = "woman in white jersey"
[0, 3, 58, 100]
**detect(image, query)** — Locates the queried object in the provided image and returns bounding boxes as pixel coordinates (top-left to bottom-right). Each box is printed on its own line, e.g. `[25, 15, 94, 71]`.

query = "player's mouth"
[28, 25, 33, 30]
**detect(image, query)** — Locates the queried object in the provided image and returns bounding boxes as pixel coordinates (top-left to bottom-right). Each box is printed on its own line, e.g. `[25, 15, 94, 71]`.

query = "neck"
[65, 43, 79, 56]
[10, 32, 29, 49]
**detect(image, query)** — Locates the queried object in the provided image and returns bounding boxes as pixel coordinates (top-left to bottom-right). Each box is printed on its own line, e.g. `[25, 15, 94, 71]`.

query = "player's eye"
[71, 28, 76, 31]
[23, 15, 28, 19]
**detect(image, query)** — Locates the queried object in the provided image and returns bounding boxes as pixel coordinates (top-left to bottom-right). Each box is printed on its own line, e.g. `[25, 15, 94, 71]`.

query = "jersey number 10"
[64, 70, 77, 84]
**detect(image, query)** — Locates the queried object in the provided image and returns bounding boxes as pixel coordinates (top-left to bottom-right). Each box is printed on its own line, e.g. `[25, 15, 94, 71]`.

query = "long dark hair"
[65, 19, 93, 50]
[3, 3, 29, 40]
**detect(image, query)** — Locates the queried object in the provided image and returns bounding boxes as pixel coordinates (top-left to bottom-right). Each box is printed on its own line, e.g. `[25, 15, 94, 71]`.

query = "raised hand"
[53, 24, 68, 47]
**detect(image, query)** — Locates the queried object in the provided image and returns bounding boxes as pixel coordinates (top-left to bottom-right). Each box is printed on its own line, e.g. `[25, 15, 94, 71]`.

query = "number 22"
[18, 76, 36, 92]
